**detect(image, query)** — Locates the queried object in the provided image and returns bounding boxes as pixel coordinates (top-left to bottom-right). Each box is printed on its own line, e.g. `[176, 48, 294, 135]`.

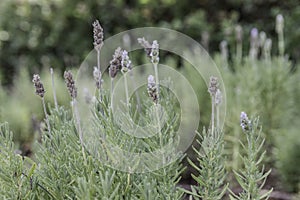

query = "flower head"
[64, 70, 77, 99]
[250, 28, 259, 59]
[208, 76, 219, 97]
[32, 74, 45, 98]
[150, 40, 159, 64]
[93, 66, 102, 89]
[137, 37, 152, 57]
[240, 111, 252, 132]
[109, 47, 123, 78]
[121, 50, 132, 73]
[147, 75, 158, 103]
[276, 14, 284, 34]
[92, 19, 104, 51]
[138, 38, 160, 64]
[251, 28, 258, 40]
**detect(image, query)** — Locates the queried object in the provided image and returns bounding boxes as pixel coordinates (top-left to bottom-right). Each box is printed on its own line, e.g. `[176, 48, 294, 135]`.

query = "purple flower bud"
[240, 111, 252, 132]
[150, 40, 159, 64]
[147, 75, 157, 103]
[251, 28, 258, 39]
[276, 14, 284, 33]
[121, 50, 132, 73]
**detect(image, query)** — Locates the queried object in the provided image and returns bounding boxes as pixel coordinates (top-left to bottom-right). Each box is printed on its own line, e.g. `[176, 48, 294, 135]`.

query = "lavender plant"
[31, 21, 184, 199]
[214, 15, 294, 175]
[93, 19, 104, 98]
[229, 112, 272, 200]
[88, 36, 184, 199]
[0, 123, 37, 199]
[275, 14, 285, 58]
[182, 76, 228, 200]
[32, 74, 51, 134]
[1, 14, 295, 199]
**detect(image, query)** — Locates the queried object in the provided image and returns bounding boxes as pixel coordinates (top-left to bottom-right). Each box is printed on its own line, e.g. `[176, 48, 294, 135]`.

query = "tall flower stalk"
[150, 40, 160, 99]
[139, 38, 163, 147]
[263, 38, 272, 61]
[249, 28, 259, 60]
[138, 37, 160, 97]
[93, 19, 104, 99]
[220, 40, 228, 69]
[215, 88, 222, 128]
[276, 14, 284, 58]
[208, 76, 219, 134]
[235, 25, 243, 64]
[109, 47, 122, 110]
[138, 38, 160, 100]
[64, 70, 87, 164]
[50, 68, 58, 110]
[121, 50, 132, 107]
[32, 74, 51, 134]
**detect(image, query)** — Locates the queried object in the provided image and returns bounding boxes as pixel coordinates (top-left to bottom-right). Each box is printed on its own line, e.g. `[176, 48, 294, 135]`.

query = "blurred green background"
[0, 0, 299, 85]
[0, 0, 299, 194]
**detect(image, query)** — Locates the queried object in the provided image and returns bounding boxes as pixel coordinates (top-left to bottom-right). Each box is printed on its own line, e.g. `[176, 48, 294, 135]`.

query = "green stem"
[42, 97, 51, 134]
[155, 104, 163, 149]
[236, 42, 242, 65]
[111, 78, 114, 112]
[153, 63, 160, 101]
[153, 62, 163, 151]
[278, 31, 285, 58]
[216, 104, 220, 129]
[50, 68, 58, 110]
[211, 96, 215, 136]
[123, 72, 129, 107]
[97, 49, 102, 101]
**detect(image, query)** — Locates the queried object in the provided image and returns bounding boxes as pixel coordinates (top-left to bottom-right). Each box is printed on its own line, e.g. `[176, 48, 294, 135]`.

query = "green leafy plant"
[25, 21, 183, 199]
[0, 122, 37, 199]
[182, 76, 228, 200]
[229, 113, 272, 200]
[275, 127, 300, 192]
[1, 14, 298, 198]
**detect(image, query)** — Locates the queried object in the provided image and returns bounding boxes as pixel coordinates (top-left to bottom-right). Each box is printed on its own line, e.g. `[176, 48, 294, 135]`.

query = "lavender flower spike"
[208, 76, 219, 97]
[121, 50, 132, 73]
[109, 47, 123, 78]
[93, 66, 102, 89]
[251, 28, 258, 40]
[147, 75, 158, 103]
[137, 37, 152, 57]
[276, 14, 284, 34]
[150, 40, 159, 64]
[92, 19, 104, 51]
[64, 71, 77, 99]
[240, 111, 252, 132]
[32, 74, 45, 98]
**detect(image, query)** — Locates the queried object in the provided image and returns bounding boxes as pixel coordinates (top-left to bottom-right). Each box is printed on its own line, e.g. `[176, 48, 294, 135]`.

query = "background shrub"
[0, 0, 299, 85]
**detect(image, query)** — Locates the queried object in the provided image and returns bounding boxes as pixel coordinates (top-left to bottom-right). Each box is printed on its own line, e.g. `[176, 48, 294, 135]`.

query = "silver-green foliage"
[230, 116, 272, 200]
[0, 123, 37, 199]
[87, 87, 184, 199]
[28, 83, 183, 199]
[182, 76, 228, 200]
[185, 128, 228, 200]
